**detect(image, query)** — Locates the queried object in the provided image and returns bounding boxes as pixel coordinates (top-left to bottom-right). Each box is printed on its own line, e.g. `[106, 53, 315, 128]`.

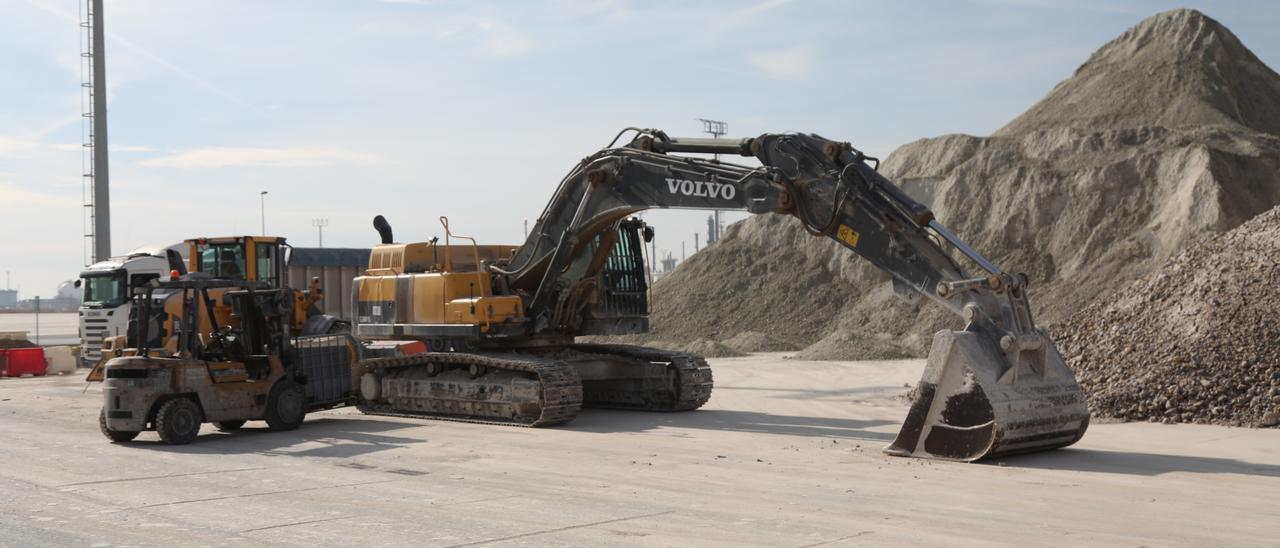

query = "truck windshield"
[82, 272, 126, 307]
[199, 243, 247, 280]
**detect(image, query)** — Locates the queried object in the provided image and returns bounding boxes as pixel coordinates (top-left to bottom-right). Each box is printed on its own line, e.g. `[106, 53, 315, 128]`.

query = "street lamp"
[313, 218, 329, 248]
[259, 191, 268, 236]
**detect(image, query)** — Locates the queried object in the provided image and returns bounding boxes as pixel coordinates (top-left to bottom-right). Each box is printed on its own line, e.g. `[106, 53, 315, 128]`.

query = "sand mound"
[721, 331, 800, 353]
[636, 9, 1280, 360]
[998, 9, 1280, 137]
[1056, 206, 1280, 427]
[792, 331, 916, 361]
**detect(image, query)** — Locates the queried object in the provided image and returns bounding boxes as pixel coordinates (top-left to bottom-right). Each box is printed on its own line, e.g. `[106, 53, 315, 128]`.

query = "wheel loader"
[349, 128, 1090, 462]
[84, 235, 347, 379]
[184, 235, 347, 335]
[96, 278, 376, 444]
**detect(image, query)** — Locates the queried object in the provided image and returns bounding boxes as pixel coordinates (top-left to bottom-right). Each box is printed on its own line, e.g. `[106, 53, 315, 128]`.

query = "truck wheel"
[98, 408, 139, 443]
[265, 382, 306, 431]
[214, 420, 246, 432]
[155, 397, 203, 445]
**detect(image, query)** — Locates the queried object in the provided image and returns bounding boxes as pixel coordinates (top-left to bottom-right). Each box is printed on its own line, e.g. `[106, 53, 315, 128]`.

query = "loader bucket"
[885, 329, 1089, 461]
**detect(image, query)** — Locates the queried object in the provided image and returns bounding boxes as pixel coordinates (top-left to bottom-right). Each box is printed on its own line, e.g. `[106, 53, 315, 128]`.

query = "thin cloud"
[0, 182, 79, 207]
[139, 146, 388, 169]
[0, 137, 155, 155]
[749, 45, 818, 80]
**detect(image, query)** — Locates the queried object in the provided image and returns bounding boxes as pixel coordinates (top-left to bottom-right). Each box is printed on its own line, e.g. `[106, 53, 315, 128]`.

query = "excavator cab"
[585, 218, 652, 334]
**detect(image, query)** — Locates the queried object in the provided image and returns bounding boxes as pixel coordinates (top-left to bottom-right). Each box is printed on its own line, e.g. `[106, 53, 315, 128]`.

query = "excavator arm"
[495, 128, 1089, 461]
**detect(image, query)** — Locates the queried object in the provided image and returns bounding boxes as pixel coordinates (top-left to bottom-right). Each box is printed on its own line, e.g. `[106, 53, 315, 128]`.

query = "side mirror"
[74, 279, 82, 288]
[282, 244, 293, 267]
[642, 226, 655, 243]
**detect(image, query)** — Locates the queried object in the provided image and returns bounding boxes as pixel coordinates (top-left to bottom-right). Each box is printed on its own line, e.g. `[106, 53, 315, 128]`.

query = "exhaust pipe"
[373, 215, 394, 244]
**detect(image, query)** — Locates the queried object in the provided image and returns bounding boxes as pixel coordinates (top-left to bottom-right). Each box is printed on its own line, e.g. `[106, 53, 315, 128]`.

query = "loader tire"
[98, 408, 139, 443]
[214, 420, 246, 432]
[155, 398, 203, 445]
[265, 382, 306, 432]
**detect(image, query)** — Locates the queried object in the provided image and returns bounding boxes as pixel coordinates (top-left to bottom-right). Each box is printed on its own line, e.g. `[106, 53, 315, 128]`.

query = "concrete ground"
[1, 354, 1277, 547]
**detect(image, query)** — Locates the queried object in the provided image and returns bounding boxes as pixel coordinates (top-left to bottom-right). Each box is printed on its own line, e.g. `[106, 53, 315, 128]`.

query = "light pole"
[259, 191, 268, 235]
[313, 218, 329, 248]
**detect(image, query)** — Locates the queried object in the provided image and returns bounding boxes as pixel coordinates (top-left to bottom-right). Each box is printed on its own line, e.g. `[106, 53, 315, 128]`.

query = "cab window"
[256, 243, 278, 287]
[199, 243, 246, 280]
[82, 272, 126, 307]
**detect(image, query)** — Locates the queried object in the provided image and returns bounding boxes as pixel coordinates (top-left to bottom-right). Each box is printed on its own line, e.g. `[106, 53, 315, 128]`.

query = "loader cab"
[185, 236, 289, 289]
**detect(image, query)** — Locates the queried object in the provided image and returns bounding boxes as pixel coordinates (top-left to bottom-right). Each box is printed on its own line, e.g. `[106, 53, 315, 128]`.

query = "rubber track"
[356, 352, 582, 427]
[568, 344, 714, 412]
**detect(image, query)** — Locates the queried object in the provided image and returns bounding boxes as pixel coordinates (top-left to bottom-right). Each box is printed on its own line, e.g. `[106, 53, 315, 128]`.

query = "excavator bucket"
[885, 329, 1089, 461]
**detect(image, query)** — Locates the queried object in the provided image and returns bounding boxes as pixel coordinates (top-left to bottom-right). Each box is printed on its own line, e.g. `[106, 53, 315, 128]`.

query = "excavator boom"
[495, 128, 1089, 461]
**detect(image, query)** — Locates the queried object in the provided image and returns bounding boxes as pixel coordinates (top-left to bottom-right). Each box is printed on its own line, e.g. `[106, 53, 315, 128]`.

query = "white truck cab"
[77, 247, 186, 368]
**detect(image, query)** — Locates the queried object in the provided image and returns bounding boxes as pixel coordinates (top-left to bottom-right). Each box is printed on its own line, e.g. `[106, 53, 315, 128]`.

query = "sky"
[2, 0, 1279, 297]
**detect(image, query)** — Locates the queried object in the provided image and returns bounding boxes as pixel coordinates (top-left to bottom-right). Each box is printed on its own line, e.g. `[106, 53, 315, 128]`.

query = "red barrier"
[4, 347, 46, 377]
[0, 349, 6, 377]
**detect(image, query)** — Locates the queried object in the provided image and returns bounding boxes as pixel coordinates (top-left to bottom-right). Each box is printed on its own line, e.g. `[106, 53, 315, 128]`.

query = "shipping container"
[287, 248, 370, 322]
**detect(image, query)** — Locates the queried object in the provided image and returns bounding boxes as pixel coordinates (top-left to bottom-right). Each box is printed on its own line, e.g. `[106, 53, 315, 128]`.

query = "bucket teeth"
[886, 329, 1089, 461]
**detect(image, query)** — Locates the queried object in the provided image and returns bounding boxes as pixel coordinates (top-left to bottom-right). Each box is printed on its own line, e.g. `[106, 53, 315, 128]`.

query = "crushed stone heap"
[1056, 206, 1280, 427]
[634, 9, 1280, 360]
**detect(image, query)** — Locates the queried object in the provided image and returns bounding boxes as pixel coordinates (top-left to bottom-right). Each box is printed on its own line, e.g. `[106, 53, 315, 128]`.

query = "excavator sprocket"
[565, 344, 714, 412]
[356, 353, 583, 427]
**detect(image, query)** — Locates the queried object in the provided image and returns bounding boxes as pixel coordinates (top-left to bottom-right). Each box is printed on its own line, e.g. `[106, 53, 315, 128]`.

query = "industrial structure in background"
[1, 272, 16, 309]
[80, 0, 111, 265]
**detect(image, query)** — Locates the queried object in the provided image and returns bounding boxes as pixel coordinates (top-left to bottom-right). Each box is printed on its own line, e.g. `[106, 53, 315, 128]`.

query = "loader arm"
[494, 128, 1089, 461]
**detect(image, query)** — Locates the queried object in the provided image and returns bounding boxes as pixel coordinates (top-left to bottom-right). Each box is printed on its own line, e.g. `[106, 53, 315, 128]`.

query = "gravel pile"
[630, 9, 1280, 361]
[1056, 206, 1280, 427]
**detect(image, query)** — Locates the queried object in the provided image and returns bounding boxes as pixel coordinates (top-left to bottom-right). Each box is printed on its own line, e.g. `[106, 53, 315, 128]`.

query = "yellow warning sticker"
[836, 224, 860, 247]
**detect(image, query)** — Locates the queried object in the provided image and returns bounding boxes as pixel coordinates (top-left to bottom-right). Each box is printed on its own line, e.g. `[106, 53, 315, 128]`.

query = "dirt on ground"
[791, 330, 915, 361]
[632, 9, 1280, 361]
[1056, 205, 1280, 427]
[721, 331, 799, 353]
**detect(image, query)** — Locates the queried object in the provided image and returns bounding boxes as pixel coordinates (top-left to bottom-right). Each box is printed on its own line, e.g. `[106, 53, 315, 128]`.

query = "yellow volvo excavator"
[350, 128, 1090, 461]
